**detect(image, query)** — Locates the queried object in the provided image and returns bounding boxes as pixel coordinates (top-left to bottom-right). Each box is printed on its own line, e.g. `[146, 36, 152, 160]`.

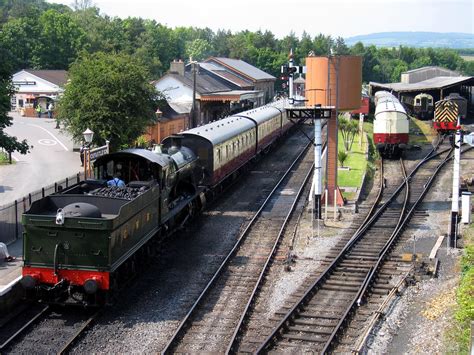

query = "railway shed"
[370, 72, 474, 113]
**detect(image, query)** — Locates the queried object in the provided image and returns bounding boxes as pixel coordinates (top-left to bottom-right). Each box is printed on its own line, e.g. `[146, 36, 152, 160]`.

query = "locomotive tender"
[20, 100, 293, 305]
[373, 91, 410, 156]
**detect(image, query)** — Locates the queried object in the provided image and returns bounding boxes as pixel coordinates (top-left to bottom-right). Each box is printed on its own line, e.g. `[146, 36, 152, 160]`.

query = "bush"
[338, 150, 349, 167]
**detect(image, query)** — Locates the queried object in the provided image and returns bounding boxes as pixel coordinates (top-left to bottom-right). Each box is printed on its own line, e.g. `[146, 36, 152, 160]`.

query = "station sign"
[89, 145, 109, 161]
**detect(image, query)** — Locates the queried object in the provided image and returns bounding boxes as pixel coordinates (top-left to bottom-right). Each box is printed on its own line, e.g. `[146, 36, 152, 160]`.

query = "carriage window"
[416, 99, 420, 104]
[217, 148, 221, 162]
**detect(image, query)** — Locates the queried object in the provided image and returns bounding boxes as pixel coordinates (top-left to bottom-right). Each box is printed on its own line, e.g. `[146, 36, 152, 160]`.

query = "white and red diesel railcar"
[373, 91, 409, 156]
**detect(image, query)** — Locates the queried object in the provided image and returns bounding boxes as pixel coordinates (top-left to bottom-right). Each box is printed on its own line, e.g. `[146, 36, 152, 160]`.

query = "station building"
[150, 58, 275, 143]
[11, 69, 67, 117]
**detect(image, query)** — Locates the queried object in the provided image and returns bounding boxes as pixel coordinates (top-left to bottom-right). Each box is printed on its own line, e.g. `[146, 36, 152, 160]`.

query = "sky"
[48, 0, 473, 39]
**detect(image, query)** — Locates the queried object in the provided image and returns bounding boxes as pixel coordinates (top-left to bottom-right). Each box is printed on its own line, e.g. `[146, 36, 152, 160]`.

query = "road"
[0, 112, 83, 205]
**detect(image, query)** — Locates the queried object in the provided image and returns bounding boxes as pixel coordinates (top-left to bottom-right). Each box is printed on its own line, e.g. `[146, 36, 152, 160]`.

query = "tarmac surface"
[0, 112, 82, 296]
[0, 111, 82, 204]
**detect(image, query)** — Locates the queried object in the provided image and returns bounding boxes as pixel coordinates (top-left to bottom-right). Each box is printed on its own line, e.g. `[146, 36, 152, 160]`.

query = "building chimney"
[170, 59, 185, 76]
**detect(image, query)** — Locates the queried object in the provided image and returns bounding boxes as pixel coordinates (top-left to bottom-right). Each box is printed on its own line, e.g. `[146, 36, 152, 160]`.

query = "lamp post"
[82, 128, 94, 179]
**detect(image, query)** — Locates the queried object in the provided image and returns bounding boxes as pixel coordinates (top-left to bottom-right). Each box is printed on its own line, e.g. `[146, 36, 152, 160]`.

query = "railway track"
[254, 140, 457, 353]
[161, 138, 319, 353]
[0, 304, 99, 354]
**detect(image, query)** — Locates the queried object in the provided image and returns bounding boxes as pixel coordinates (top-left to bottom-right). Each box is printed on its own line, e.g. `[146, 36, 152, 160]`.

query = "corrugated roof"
[213, 70, 254, 88]
[181, 116, 255, 145]
[370, 76, 474, 93]
[181, 71, 232, 94]
[199, 62, 253, 88]
[161, 72, 231, 95]
[24, 70, 68, 86]
[206, 57, 275, 81]
[402, 66, 459, 75]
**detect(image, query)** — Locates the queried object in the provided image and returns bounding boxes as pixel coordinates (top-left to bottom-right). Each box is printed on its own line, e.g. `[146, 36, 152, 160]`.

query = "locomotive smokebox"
[305, 56, 362, 110]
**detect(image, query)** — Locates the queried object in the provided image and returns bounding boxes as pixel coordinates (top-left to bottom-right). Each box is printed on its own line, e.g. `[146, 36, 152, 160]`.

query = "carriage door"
[420, 96, 428, 111]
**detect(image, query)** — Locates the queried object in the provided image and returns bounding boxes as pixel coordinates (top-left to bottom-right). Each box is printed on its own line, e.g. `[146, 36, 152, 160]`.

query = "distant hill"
[345, 32, 474, 49]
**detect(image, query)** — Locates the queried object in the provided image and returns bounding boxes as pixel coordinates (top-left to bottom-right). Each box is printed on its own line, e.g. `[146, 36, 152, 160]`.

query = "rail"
[161, 138, 314, 354]
[0, 305, 50, 350]
[0, 305, 100, 354]
[58, 310, 101, 355]
[256, 138, 453, 353]
[321, 158, 409, 353]
[225, 142, 324, 353]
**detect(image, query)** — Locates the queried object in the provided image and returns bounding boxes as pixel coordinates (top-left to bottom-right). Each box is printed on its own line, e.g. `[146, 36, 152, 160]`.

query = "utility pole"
[191, 61, 198, 128]
[449, 117, 462, 247]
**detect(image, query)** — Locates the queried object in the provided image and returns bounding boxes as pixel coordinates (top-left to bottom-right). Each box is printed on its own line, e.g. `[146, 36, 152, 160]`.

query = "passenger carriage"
[237, 105, 283, 154]
[163, 116, 257, 186]
[373, 92, 410, 156]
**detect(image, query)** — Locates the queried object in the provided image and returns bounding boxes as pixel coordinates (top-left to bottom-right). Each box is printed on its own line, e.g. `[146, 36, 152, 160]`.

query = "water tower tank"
[305, 56, 362, 111]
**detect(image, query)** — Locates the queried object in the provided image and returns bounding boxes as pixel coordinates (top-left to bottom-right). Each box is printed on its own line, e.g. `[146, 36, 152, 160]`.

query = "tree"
[0, 48, 29, 159]
[296, 31, 313, 62]
[56, 52, 159, 150]
[338, 150, 348, 168]
[0, 17, 39, 71]
[71, 0, 93, 10]
[185, 38, 212, 61]
[32, 10, 86, 69]
[313, 33, 333, 55]
[339, 115, 358, 152]
[333, 36, 349, 55]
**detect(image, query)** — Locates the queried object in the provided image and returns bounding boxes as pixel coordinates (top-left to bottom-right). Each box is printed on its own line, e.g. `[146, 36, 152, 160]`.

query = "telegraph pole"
[191, 61, 198, 128]
[449, 118, 462, 247]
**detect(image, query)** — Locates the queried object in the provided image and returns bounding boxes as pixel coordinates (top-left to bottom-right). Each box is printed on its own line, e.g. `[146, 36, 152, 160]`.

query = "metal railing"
[0, 172, 84, 245]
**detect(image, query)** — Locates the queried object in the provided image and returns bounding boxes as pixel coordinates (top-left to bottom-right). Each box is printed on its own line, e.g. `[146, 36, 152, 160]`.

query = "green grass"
[0, 151, 10, 165]
[445, 221, 474, 353]
[336, 120, 378, 200]
[409, 117, 436, 144]
[337, 130, 368, 197]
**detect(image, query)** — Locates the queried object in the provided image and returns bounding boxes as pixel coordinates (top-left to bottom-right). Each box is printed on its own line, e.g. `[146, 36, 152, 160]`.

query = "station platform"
[0, 237, 23, 297]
